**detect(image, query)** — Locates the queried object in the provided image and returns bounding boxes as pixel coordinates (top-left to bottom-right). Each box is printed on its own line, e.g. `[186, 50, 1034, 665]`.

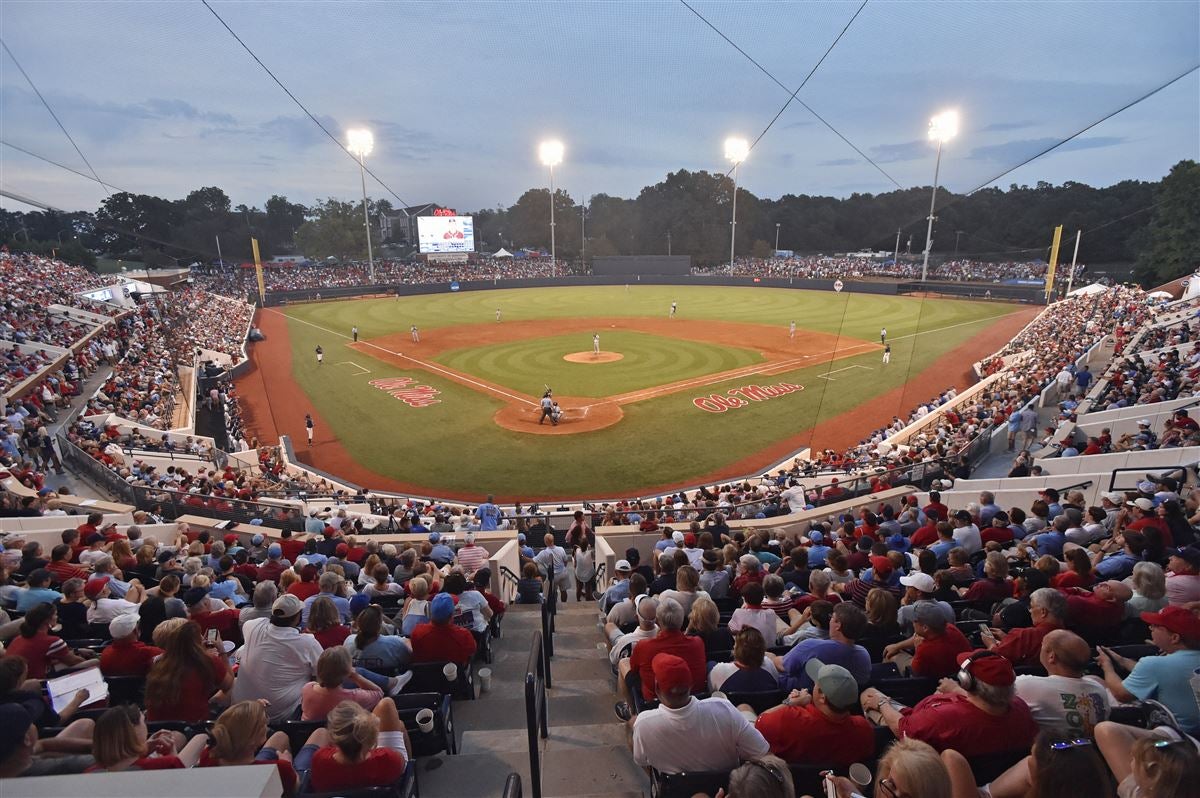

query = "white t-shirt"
[952, 524, 983, 555]
[232, 617, 323, 722]
[453, 590, 490, 633]
[632, 696, 769, 774]
[87, 597, 139, 624]
[609, 625, 656, 665]
[1013, 674, 1110, 738]
[780, 486, 807, 512]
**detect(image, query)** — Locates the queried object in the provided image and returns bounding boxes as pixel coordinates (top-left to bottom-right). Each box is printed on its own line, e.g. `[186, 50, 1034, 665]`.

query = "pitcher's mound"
[564, 351, 623, 363]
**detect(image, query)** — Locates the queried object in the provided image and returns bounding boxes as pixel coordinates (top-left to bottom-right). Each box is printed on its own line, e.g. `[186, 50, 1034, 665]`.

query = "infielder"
[411, 325, 420, 343]
[593, 333, 600, 355]
[882, 343, 891, 364]
[880, 327, 887, 344]
[315, 345, 323, 365]
[669, 301, 677, 318]
[305, 413, 314, 445]
[351, 326, 358, 342]
[789, 320, 796, 340]
[495, 307, 501, 322]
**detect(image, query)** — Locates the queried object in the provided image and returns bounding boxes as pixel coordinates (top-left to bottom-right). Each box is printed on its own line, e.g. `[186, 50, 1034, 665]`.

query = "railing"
[524, 630, 550, 798]
[58, 435, 136, 504]
[499, 566, 520, 599]
[1108, 463, 1197, 492]
[541, 589, 556, 661]
[502, 773, 522, 798]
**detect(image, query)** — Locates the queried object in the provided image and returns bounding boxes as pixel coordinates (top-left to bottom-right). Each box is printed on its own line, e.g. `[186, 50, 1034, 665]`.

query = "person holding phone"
[144, 621, 233, 724]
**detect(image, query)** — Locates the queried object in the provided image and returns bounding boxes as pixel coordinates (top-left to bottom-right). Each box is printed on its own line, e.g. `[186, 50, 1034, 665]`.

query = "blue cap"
[429, 532, 440, 543]
[251, 533, 265, 545]
[249, 518, 264, 526]
[518, 533, 526, 542]
[349, 592, 370, 616]
[887, 533, 911, 552]
[808, 531, 823, 543]
[430, 592, 455, 623]
[268, 543, 282, 558]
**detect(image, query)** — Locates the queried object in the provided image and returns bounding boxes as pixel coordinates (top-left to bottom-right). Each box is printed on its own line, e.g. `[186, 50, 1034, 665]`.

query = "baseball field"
[235, 285, 1039, 500]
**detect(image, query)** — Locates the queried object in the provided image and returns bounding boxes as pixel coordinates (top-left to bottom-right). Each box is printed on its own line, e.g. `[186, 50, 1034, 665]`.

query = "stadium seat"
[969, 750, 1027, 785]
[404, 660, 475, 701]
[650, 767, 730, 798]
[297, 760, 418, 798]
[394, 692, 457, 756]
[866, 676, 937, 706]
[721, 689, 785, 714]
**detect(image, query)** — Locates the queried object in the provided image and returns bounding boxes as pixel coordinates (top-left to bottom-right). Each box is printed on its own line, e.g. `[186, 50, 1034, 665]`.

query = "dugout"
[592, 255, 691, 276]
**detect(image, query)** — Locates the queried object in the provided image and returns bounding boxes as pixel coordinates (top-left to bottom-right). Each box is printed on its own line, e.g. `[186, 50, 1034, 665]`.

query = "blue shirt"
[16, 587, 62, 612]
[429, 544, 455, 566]
[1033, 530, 1066, 559]
[806, 545, 831, 568]
[301, 591, 351, 625]
[1123, 649, 1200, 733]
[601, 579, 630, 612]
[930, 540, 956, 560]
[1094, 552, 1141, 581]
[779, 638, 871, 692]
[475, 503, 502, 531]
[978, 504, 1000, 526]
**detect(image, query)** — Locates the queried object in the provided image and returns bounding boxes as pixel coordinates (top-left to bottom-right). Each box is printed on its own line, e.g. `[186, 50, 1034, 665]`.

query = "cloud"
[979, 120, 1035, 133]
[781, 120, 812, 130]
[868, 140, 929, 163]
[2, 86, 235, 125]
[819, 158, 858, 167]
[968, 136, 1127, 161]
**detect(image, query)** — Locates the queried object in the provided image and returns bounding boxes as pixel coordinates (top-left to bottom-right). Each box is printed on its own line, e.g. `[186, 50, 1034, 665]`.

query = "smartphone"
[205, 628, 218, 644]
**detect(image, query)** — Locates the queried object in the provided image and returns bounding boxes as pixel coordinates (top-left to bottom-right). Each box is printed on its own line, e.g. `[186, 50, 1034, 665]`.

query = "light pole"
[538, 140, 564, 273]
[347, 128, 376, 283]
[725, 137, 749, 274]
[579, 201, 586, 267]
[774, 223, 780, 253]
[954, 230, 964, 257]
[920, 109, 958, 282]
[667, 230, 672, 256]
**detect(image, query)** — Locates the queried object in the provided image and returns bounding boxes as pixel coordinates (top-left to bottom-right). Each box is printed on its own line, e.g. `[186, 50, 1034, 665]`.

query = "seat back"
[721, 689, 786, 714]
[969, 750, 1027, 785]
[651, 767, 731, 798]
[405, 660, 475, 700]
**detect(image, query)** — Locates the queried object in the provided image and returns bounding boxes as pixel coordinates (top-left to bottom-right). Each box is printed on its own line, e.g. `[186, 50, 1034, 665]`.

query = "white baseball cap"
[899, 572, 936, 593]
[615, 559, 632, 572]
[672, 531, 685, 544]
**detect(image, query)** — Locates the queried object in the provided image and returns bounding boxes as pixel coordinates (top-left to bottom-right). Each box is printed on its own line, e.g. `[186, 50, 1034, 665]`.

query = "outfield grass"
[281, 286, 1020, 497]
[433, 330, 763, 397]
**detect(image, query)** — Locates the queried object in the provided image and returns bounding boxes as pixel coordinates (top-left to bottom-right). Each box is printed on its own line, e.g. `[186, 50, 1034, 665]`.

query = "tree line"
[0, 160, 1194, 285]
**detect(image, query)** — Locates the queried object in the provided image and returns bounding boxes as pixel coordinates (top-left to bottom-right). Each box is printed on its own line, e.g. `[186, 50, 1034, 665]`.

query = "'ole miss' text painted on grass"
[692, 382, 804, 413]
[369, 377, 442, 407]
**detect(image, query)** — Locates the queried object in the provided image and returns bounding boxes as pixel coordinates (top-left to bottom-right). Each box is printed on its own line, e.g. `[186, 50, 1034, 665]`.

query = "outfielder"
[315, 345, 323, 365]
[351, 326, 358, 342]
[669, 301, 677, 318]
[411, 325, 420, 343]
[882, 343, 891, 364]
[495, 307, 501, 322]
[789, 320, 796, 340]
[305, 413, 314, 445]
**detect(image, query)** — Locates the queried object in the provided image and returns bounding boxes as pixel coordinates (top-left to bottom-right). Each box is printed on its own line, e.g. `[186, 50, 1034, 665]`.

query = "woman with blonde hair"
[400, 576, 431, 635]
[201, 700, 308, 794]
[824, 737, 954, 798]
[357, 554, 382, 587]
[301, 646, 384, 721]
[685, 593, 734, 657]
[110, 538, 136, 572]
[279, 567, 300, 593]
[87, 704, 207, 772]
[307, 699, 412, 792]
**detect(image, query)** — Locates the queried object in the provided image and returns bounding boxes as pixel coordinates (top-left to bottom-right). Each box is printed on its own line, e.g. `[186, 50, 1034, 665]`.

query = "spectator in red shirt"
[409, 593, 477, 665]
[307, 699, 411, 793]
[5, 603, 96, 679]
[862, 649, 1038, 758]
[754, 659, 876, 765]
[287, 564, 321, 600]
[144, 621, 233, 723]
[983, 587, 1067, 666]
[1065, 581, 1132, 639]
[200, 700, 311, 794]
[910, 509, 942, 548]
[75, 512, 102, 542]
[923, 493, 949, 526]
[616, 596, 706, 719]
[883, 601, 972, 678]
[46, 544, 89, 584]
[100, 614, 162, 678]
[183, 586, 240, 643]
[257, 543, 288, 583]
[957, 552, 1012, 604]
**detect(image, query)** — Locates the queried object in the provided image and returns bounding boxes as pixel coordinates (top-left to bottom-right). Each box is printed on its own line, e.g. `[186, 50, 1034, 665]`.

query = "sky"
[1, 1, 1197, 215]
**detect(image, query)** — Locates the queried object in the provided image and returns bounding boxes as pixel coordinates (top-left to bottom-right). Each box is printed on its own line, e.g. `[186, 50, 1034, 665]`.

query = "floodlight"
[724, 137, 750, 164]
[928, 110, 959, 143]
[539, 140, 564, 167]
[347, 128, 374, 158]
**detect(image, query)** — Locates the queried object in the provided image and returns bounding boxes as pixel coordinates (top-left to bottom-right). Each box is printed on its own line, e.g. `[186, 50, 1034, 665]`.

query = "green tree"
[264, 195, 308, 253]
[294, 199, 365, 261]
[1135, 160, 1200, 286]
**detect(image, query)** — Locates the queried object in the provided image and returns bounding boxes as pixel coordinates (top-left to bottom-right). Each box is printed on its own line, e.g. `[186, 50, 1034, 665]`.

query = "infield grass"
[278, 286, 1022, 498]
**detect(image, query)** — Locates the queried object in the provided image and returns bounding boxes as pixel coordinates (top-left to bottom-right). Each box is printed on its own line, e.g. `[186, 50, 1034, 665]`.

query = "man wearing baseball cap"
[231, 593, 323, 723]
[410, 592, 477, 665]
[1166, 546, 1200, 606]
[754, 659, 875, 766]
[599, 558, 634, 613]
[897, 573, 953, 633]
[631, 653, 768, 775]
[99, 613, 161, 678]
[883, 601, 972, 678]
[1097, 605, 1200, 734]
[845, 556, 902, 608]
[861, 649, 1037, 757]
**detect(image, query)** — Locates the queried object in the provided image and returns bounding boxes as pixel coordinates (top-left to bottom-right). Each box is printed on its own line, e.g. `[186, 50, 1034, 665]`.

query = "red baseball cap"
[651, 653, 692, 693]
[223, 533, 239, 546]
[84, 576, 111, 600]
[956, 650, 1015, 686]
[1141, 605, 1200, 641]
[870, 555, 893, 576]
[683, 533, 697, 547]
[335, 543, 349, 556]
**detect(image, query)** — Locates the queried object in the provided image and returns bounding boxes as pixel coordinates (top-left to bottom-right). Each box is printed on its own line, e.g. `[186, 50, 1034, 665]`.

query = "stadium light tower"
[347, 128, 376, 283]
[725, 136, 749, 274]
[920, 109, 958, 282]
[539, 140, 564, 272]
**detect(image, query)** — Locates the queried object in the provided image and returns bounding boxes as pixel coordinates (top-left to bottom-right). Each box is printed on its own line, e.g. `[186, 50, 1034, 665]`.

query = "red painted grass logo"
[693, 382, 804, 413]
[369, 377, 442, 408]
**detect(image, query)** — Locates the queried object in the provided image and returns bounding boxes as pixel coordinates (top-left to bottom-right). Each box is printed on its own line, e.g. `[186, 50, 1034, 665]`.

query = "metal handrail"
[541, 590, 556, 661]
[1108, 462, 1198, 492]
[524, 630, 550, 798]
[502, 773, 522, 798]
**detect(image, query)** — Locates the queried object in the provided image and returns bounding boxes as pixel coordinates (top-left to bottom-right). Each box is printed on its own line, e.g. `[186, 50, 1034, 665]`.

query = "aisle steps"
[414, 601, 649, 798]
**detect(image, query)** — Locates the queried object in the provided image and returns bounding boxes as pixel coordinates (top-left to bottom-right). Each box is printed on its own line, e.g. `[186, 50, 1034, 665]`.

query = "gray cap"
[804, 658, 859, 710]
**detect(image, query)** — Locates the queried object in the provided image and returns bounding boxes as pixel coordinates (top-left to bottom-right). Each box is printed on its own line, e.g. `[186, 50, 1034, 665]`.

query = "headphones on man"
[956, 650, 1003, 692]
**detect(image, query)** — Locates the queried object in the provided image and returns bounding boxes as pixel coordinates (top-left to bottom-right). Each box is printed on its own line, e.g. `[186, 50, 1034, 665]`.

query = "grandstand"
[2, 249, 1199, 796]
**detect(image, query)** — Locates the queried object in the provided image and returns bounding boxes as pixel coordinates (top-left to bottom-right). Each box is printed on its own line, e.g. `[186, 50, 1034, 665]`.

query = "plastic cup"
[443, 663, 458, 682]
[478, 667, 492, 692]
[415, 708, 435, 733]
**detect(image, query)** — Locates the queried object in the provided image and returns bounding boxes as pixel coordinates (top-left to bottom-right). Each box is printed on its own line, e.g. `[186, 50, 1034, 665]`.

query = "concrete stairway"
[414, 599, 649, 798]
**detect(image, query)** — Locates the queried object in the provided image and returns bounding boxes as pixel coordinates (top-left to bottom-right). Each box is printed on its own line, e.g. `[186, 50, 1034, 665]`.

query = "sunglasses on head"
[1049, 738, 1093, 750]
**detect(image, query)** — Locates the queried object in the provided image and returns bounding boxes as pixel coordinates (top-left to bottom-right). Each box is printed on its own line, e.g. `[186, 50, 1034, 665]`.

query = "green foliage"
[294, 198, 367, 261]
[1134, 160, 1200, 286]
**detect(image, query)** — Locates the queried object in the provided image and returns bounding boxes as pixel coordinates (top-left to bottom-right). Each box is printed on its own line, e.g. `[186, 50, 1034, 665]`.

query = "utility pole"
[893, 228, 901, 267]
[667, 230, 672, 256]
[954, 230, 964, 256]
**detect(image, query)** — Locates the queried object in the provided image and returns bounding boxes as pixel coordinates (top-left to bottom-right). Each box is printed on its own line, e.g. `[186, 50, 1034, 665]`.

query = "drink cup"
[415, 708, 435, 733]
[443, 663, 458, 682]
[478, 667, 493, 692]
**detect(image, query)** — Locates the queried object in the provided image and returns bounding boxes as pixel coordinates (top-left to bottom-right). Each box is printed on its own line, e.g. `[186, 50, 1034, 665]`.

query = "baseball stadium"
[1, 3, 1199, 798]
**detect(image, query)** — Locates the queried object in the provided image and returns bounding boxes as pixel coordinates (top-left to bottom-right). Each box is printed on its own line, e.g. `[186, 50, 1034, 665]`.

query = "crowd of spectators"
[195, 257, 566, 297]
[165, 289, 254, 362]
[694, 255, 1086, 284]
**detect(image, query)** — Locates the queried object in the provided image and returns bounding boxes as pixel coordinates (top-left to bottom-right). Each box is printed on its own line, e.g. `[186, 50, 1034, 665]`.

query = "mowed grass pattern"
[280, 286, 1021, 497]
[433, 331, 763, 397]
